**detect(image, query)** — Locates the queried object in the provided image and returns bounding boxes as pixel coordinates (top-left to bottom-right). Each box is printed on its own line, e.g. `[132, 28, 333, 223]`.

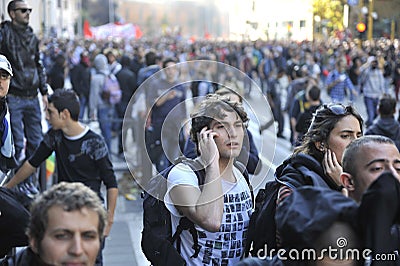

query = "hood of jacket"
[93, 54, 109, 74]
[276, 186, 358, 249]
[366, 117, 400, 140]
[275, 153, 341, 191]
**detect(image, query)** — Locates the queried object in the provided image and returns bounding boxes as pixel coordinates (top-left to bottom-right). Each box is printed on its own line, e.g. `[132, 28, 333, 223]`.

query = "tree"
[313, 0, 346, 33]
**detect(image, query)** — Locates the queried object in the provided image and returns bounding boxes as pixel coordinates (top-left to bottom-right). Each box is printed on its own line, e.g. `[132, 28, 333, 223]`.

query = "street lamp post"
[367, 0, 374, 40]
[109, 0, 114, 24]
[77, 0, 82, 37]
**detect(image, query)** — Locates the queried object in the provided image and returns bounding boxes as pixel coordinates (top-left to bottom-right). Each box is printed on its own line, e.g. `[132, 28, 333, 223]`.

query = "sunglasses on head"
[324, 103, 348, 115]
[14, 8, 32, 13]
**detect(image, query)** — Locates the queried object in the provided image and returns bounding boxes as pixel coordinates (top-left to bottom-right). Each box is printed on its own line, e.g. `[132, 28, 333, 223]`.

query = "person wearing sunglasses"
[274, 103, 363, 244]
[0, 54, 18, 173]
[0, 0, 47, 175]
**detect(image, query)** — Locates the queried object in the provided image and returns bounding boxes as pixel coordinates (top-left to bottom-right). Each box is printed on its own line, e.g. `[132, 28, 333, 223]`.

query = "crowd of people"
[1, 0, 400, 265]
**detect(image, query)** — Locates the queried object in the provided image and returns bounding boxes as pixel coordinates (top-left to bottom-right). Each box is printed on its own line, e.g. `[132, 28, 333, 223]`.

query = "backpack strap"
[168, 159, 253, 259]
[172, 217, 201, 258]
[167, 158, 204, 258]
[234, 160, 254, 203]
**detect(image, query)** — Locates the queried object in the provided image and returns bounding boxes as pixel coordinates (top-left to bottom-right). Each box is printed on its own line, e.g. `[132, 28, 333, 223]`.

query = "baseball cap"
[0, 55, 13, 76]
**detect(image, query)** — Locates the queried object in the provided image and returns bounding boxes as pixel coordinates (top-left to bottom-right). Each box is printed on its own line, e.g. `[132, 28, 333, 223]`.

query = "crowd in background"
[40, 36, 400, 153]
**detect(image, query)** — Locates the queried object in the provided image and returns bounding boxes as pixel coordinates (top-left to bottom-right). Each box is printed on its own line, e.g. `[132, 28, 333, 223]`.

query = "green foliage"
[313, 0, 346, 32]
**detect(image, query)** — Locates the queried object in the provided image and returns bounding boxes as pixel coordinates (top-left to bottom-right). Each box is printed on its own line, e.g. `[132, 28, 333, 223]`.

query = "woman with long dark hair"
[277, 103, 363, 200]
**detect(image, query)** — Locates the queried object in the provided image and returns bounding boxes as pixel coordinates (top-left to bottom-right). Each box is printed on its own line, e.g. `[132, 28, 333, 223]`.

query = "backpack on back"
[100, 73, 122, 105]
[141, 157, 251, 265]
[244, 180, 280, 257]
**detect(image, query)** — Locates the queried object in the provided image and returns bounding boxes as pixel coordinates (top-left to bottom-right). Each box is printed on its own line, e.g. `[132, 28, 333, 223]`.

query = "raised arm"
[169, 127, 223, 232]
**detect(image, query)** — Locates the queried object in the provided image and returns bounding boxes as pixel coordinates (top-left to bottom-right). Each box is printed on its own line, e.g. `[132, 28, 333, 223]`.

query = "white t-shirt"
[164, 163, 253, 266]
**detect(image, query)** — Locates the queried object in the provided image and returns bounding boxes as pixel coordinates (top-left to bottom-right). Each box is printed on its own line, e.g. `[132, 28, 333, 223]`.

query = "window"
[300, 20, 306, 28]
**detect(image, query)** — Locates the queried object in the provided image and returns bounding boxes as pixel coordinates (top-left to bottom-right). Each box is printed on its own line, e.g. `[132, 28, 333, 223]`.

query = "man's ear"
[29, 237, 38, 254]
[9, 11, 16, 20]
[61, 109, 70, 120]
[340, 172, 355, 191]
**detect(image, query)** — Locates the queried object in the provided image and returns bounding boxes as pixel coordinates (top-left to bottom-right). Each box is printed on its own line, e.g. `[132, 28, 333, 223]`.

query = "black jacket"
[70, 61, 91, 97]
[275, 153, 342, 191]
[0, 21, 47, 97]
[1, 248, 44, 266]
[115, 66, 137, 107]
[365, 117, 400, 151]
[0, 188, 29, 258]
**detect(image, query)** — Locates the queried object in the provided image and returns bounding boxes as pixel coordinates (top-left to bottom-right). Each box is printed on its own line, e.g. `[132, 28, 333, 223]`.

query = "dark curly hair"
[190, 94, 249, 147]
[294, 103, 363, 163]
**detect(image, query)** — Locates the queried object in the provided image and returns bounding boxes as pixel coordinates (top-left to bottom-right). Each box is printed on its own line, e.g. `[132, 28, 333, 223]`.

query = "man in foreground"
[1, 182, 107, 265]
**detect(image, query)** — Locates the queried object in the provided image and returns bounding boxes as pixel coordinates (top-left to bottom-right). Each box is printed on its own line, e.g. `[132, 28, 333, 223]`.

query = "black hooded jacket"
[0, 21, 47, 97]
[365, 117, 400, 151]
[275, 152, 342, 192]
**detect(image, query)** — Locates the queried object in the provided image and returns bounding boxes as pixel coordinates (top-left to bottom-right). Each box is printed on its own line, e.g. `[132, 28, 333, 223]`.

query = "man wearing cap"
[0, 0, 48, 171]
[0, 54, 17, 172]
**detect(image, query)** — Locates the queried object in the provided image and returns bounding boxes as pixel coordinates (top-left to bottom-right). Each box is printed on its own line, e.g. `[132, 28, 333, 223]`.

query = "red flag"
[83, 20, 93, 38]
[135, 25, 143, 39]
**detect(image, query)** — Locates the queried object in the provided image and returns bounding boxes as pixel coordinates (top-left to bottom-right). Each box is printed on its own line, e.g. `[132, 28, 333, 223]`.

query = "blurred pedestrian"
[47, 53, 66, 91]
[326, 60, 357, 103]
[360, 56, 386, 127]
[70, 50, 91, 121]
[115, 55, 137, 155]
[365, 95, 400, 151]
[89, 54, 114, 150]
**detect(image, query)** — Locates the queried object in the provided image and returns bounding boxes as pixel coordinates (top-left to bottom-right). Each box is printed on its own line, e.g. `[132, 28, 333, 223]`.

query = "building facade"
[0, 0, 80, 39]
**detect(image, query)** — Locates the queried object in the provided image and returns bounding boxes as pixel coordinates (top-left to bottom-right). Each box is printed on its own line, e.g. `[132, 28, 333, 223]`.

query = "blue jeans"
[364, 96, 379, 126]
[95, 238, 105, 266]
[78, 95, 89, 121]
[7, 95, 43, 161]
[98, 107, 114, 151]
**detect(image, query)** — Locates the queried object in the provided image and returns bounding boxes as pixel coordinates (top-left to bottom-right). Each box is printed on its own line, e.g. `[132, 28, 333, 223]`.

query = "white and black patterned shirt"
[165, 163, 253, 266]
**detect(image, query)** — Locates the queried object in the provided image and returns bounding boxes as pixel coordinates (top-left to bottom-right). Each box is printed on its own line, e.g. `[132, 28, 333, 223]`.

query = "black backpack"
[244, 179, 280, 257]
[141, 157, 251, 266]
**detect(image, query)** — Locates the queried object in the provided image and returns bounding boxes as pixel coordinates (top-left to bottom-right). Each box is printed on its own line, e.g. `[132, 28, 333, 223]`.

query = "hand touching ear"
[323, 149, 342, 186]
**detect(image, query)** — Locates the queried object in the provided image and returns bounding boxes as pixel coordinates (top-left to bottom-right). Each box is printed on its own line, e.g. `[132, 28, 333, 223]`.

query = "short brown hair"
[28, 182, 107, 246]
[190, 94, 249, 147]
